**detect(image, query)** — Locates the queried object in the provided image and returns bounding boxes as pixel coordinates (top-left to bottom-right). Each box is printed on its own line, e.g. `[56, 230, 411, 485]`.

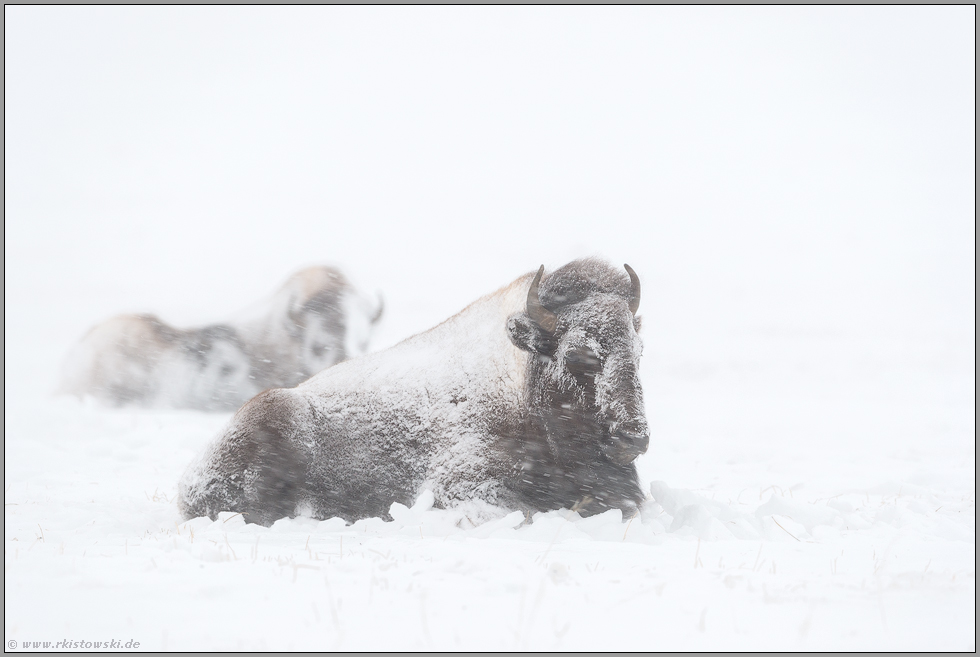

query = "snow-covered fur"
[61, 266, 383, 411]
[178, 258, 649, 524]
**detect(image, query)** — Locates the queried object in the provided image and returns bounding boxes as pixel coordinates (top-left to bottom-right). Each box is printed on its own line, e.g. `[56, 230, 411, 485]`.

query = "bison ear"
[506, 313, 554, 356]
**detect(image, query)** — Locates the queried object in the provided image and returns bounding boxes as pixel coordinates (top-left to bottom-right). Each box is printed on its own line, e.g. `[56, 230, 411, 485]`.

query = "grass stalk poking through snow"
[622, 511, 639, 541]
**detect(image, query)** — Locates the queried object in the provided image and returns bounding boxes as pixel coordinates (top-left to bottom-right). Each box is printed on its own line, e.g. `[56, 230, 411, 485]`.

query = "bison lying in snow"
[178, 258, 649, 524]
[61, 266, 383, 411]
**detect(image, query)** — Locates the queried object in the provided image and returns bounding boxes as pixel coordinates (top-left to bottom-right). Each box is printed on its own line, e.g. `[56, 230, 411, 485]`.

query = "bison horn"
[527, 265, 557, 334]
[624, 264, 640, 315]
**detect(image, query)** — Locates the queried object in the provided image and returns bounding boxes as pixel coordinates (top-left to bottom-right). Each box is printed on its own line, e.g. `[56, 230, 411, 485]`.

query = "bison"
[178, 258, 649, 524]
[61, 266, 383, 411]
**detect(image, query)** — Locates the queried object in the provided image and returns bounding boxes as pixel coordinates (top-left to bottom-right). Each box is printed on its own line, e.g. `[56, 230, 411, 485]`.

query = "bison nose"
[616, 427, 650, 454]
[602, 425, 650, 465]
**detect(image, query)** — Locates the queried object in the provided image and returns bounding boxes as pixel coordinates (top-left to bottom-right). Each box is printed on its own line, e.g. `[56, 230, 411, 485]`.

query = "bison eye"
[565, 345, 601, 384]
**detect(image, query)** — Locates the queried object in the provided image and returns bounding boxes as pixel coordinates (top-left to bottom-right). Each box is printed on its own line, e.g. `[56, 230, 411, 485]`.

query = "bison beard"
[178, 258, 650, 525]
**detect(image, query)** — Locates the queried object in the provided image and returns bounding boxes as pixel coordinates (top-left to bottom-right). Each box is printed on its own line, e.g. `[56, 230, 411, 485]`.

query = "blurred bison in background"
[61, 266, 383, 411]
[179, 258, 649, 525]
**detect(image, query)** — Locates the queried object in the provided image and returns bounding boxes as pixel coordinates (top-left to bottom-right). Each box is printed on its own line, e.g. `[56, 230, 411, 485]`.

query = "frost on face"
[59, 265, 382, 412]
[179, 258, 652, 526]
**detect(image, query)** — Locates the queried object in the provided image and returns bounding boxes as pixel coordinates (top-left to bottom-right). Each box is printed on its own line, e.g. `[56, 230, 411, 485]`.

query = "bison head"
[180, 324, 258, 410]
[283, 267, 383, 380]
[287, 287, 347, 377]
[506, 260, 649, 467]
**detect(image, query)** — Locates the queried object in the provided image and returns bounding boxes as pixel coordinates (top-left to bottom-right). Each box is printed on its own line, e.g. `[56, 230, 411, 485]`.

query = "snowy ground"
[5, 328, 974, 651]
[5, 6, 975, 652]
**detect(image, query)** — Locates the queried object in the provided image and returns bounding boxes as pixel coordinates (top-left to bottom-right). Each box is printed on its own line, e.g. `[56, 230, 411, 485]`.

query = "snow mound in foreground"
[175, 479, 973, 549]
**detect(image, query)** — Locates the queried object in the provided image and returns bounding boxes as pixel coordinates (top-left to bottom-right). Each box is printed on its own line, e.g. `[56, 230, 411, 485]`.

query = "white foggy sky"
[4, 7, 975, 382]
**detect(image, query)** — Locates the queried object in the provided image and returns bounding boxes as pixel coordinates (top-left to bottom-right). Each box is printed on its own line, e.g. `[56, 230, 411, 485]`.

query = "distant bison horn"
[527, 265, 557, 333]
[624, 264, 640, 315]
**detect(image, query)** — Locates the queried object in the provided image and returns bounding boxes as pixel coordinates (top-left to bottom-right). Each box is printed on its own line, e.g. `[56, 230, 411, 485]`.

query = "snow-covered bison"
[61, 266, 383, 411]
[178, 258, 649, 524]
